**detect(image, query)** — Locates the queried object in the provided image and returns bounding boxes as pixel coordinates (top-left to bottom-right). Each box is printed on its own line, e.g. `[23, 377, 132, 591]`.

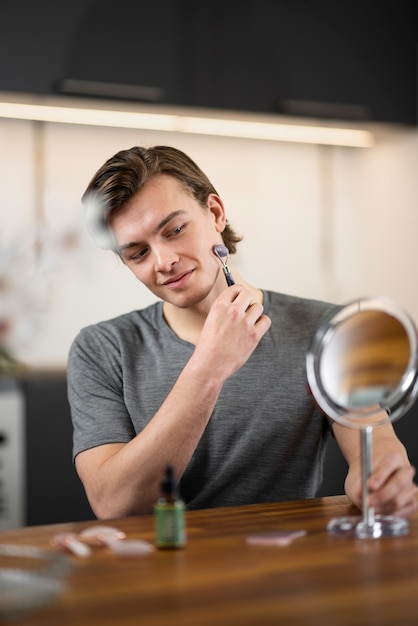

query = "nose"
[153, 245, 179, 273]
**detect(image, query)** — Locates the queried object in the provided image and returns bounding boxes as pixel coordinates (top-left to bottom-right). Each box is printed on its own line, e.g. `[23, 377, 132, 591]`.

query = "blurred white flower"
[0, 220, 84, 374]
[83, 192, 116, 250]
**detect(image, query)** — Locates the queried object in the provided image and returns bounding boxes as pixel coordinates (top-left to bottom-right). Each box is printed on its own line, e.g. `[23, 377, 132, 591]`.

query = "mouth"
[162, 270, 194, 289]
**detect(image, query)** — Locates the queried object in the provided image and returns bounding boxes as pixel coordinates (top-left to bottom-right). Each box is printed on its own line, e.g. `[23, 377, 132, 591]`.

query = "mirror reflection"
[322, 309, 410, 408]
[307, 297, 418, 429]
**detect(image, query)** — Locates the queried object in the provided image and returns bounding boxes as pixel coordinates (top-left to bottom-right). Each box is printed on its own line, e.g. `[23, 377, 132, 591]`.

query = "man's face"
[109, 174, 227, 309]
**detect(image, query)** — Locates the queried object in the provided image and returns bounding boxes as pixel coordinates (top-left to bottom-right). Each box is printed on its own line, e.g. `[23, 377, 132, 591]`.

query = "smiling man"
[68, 145, 417, 520]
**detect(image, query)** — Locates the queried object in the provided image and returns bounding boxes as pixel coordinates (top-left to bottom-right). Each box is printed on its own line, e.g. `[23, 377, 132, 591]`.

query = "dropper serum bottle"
[154, 465, 186, 549]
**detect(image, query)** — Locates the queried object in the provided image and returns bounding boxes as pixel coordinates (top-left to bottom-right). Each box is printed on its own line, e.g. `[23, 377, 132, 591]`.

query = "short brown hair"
[82, 145, 242, 254]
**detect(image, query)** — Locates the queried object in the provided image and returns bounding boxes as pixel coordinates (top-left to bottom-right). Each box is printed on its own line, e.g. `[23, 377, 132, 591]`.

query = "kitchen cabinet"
[205, 1, 417, 125]
[0, 371, 95, 528]
[0, 0, 198, 106]
[0, 1, 416, 124]
[23, 373, 95, 526]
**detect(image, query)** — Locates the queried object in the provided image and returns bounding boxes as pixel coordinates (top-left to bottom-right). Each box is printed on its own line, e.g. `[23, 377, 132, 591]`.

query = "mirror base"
[327, 515, 409, 538]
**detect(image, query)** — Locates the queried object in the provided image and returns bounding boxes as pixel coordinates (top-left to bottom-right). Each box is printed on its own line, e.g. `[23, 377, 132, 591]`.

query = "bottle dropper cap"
[161, 464, 177, 496]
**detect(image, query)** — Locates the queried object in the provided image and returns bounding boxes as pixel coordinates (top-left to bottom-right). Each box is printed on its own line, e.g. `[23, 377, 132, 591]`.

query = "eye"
[168, 223, 185, 238]
[130, 246, 149, 262]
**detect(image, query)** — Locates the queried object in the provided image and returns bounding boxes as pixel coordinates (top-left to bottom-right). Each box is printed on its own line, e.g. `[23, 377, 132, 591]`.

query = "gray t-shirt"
[68, 290, 335, 509]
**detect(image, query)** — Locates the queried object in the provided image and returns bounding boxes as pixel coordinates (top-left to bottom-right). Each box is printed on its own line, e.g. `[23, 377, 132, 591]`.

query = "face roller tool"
[213, 244, 235, 286]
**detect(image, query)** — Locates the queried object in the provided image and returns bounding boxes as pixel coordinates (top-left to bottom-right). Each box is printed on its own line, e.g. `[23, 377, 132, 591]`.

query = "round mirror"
[307, 297, 418, 429]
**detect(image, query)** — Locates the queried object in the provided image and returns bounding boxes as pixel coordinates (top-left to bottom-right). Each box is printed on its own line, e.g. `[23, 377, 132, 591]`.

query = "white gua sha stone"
[106, 539, 154, 556]
[79, 526, 154, 556]
[52, 532, 92, 557]
[79, 526, 126, 546]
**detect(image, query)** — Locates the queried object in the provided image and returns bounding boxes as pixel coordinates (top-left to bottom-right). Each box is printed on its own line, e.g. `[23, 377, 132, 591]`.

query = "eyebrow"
[117, 210, 187, 255]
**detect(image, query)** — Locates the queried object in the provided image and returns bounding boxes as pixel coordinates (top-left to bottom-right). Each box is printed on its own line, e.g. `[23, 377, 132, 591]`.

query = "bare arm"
[75, 285, 271, 519]
[333, 421, 418, 517]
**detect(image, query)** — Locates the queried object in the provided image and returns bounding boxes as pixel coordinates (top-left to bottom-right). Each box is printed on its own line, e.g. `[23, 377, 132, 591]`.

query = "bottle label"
[155, 503, 186, 548]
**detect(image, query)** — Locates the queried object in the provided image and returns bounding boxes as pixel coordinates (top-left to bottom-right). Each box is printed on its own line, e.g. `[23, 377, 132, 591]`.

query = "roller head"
[213, 244, 229, 259]
[213, 244, 235, 286]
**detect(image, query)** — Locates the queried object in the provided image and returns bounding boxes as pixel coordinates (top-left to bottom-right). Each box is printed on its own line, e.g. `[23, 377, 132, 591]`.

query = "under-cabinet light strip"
[0, 100, 374, 148]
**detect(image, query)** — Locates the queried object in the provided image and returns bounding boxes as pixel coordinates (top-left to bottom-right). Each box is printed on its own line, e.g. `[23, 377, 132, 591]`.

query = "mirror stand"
[307, 296, 418, 539]
[327, 426, 409, 538]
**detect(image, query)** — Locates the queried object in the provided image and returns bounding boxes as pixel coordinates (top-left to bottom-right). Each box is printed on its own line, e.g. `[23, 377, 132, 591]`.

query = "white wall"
[1, 117, 417, 368]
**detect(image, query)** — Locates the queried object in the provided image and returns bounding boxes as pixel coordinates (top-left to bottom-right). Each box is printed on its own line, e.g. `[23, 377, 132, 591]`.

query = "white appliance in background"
[0, 381, 25, 528]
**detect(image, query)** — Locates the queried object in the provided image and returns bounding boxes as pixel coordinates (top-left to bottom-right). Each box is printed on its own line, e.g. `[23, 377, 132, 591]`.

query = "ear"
[207, 194, 227, 233]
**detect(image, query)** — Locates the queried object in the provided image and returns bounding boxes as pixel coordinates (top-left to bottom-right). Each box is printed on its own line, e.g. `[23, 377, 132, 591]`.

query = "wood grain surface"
[1, 496, 418, 625]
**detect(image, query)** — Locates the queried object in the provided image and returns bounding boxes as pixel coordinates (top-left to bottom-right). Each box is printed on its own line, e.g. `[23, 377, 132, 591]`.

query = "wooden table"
[1, 495, 418, 625]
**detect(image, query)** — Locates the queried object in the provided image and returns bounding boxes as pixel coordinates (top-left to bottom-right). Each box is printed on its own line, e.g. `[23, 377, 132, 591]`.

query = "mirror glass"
[307, 297, 418, 429]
